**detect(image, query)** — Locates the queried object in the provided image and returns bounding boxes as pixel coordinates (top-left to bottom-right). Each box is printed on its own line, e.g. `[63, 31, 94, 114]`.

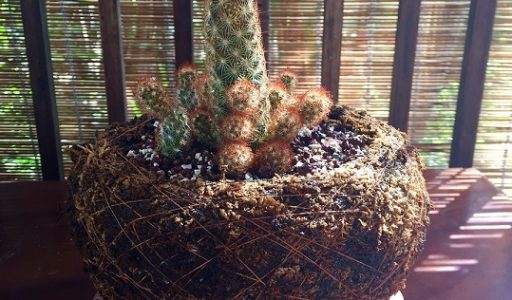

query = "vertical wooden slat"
[321, 0, 344, 103]
[450, 0, 497, 168]
[99, 0, 127, 124]
[173, 0, 194, 68]
[388, 0, 421, 132]
[20, 0, 63, 181]
[258, 0, 270, 63]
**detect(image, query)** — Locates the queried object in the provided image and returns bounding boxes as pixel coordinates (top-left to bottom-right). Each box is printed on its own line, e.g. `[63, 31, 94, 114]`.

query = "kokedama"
[68, 1, 431, 299]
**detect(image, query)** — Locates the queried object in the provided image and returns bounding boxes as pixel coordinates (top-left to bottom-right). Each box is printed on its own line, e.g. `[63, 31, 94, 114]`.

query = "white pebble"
[312, 155, 322, 161]
[245, 173, 254, 181]
[181, 164, 192, 169]
[195, 153, 201, 160]
[127, 150, 136, 157]
[153, 121, 160, 128]
[141, 135, 146, 140]
[194, 169, 201, 176]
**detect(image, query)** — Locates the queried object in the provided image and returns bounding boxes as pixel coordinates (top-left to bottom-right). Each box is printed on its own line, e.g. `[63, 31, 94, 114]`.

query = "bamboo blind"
[1, 0, 511, 195]
[267, 0, 324, 94]
[339, 0, 398, 120]
[408, 0, 470, 167]
[121, 0, 176, 116]
[0, 0, 41, 180]
[46, 0, 108, 177]
[474, 0, 512, 195]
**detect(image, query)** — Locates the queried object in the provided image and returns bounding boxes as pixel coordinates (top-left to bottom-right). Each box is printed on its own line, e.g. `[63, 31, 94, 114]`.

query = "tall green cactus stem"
[176, 64, 198, 110]
[204, 0, 269, 113]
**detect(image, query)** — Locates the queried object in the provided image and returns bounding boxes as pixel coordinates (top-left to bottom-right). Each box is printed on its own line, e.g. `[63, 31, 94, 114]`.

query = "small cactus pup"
[299, 87, 334, 127]
[189, 108, 219, 147]
[176, 64, 198, 110]
[217, 142, 254, 176]
[220, 112, 254, 142]
[279, 68, 298, 92]
[157, 104, 190, 159]
[132, 76, 169, 117]
[268, 81, 291, 110]
[133, 77, 190, 159]
[271, 106, 303, 140]
[254, 139, 295, 177]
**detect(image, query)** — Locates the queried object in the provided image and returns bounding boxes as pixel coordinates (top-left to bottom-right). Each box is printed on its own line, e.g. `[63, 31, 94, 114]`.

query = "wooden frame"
[173, 0, 194, 68]
[389, 0, 421, 132]
[258, 0, 270, 63]
[321, 0, 344, 103]
[12, 0, 505, 180]
[99, 0, 128, 124]
[450, 0, 497, 168]
[20, 0, 63, 181]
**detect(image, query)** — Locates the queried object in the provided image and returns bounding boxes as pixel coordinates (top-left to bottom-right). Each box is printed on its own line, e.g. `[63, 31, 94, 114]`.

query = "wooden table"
[1, 169, 511, 300]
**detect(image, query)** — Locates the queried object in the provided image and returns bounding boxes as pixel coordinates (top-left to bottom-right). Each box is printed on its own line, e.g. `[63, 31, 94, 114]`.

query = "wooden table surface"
[1, 169, 511, 300]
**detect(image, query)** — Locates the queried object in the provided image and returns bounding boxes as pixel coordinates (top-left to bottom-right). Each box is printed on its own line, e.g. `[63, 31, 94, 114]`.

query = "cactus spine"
[132, 0, 334, 176]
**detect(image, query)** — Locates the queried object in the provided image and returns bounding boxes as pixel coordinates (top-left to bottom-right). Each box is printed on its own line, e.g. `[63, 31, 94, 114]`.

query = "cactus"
[132, 0, 335, 176]
[220, 112, 254, 142]
[189, 109, 219, 147]
[279, 68, 297, 92]
[225, 79, 260, 113]
[176, 64, 198, 110]
[300, 88, 334, 127]
[254, 139, 295, 176]
[133, 77, 169, 117]
[158, 104, 190, 158]
[217, 142, 254, 175]
[204, 0, 269, 103]
[272, 106, 303, 140]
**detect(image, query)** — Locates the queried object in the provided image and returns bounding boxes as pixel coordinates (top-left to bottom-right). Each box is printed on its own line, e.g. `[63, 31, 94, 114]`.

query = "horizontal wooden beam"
[20, 0, 64, 181]
[321, 0, 344, 103]
[388, 0, 421, 132]
[450, 0, 497, 168]
[99, 0, 127, 124]
[173, 0, 194, 68]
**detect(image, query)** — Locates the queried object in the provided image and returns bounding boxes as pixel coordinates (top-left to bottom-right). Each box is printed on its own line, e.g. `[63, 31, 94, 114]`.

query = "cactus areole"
[68, 1, 431, 299]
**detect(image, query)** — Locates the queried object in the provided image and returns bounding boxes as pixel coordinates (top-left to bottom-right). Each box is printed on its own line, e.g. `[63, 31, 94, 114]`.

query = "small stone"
[127, 150, 136, 158]
[181, 164, 192, 169]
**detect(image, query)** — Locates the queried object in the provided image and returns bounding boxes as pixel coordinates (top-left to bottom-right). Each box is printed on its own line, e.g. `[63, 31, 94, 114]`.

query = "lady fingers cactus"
[132, 0, 335, 176]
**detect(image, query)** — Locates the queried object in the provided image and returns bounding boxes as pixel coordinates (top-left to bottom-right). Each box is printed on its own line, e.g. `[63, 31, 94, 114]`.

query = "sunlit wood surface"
[0, 169, 510, 300]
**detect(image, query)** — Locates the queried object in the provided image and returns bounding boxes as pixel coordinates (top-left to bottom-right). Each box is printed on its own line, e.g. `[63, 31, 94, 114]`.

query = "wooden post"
[258, 0, 270, 63]
[388, 0, 421, 132]
[20, 0, 64, 181]
[450, 0, 497, 168]
[173, 0, 194, 68]
[321, 0, 344, 103]
[99, 0, 127, 124]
